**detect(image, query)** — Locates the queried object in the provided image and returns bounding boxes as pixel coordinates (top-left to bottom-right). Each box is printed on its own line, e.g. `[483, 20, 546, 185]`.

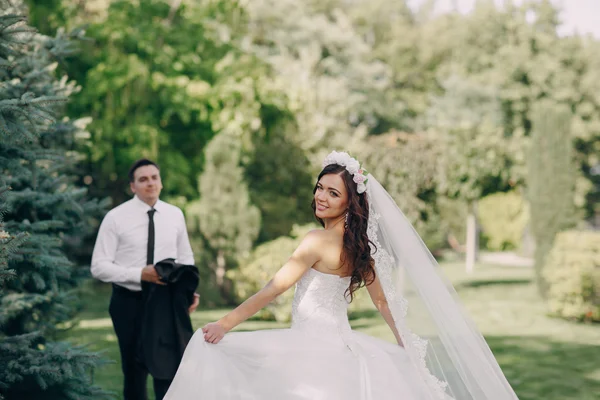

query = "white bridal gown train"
[164, 267, 435, 400]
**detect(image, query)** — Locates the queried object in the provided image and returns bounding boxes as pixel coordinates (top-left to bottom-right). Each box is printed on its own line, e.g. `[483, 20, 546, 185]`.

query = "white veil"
[366, 174, 519, 400]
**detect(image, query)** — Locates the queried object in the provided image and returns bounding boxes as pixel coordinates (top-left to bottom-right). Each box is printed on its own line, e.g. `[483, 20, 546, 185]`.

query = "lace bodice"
[291, 268, 352, 341]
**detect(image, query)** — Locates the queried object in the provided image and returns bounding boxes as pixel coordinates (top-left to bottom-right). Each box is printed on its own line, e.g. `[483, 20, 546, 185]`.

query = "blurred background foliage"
[18, 0, 599, 315]
[2, 0, 599, 397]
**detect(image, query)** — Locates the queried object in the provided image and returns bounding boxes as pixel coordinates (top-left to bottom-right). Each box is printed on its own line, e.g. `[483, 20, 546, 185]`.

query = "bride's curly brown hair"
[311, 164, 375, 301]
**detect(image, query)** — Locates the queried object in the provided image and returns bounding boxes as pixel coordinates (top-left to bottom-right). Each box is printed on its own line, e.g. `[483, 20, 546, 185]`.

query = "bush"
[228, 224, 319, 322]
[543, 230, 600, 322]
[478, 191, 529, 251]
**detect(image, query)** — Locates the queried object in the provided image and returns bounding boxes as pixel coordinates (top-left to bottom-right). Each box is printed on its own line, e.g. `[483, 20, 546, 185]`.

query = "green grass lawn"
[67, 262, 599, 400]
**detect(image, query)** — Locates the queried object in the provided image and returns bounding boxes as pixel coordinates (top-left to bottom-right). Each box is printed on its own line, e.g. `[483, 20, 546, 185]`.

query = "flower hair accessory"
[322, 151, 369, 194]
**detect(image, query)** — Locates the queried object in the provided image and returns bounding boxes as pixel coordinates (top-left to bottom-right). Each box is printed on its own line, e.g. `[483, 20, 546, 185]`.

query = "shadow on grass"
[487, 336, 600, 400]
[455, 278, 532, 290]
[348, 308, 380, 320]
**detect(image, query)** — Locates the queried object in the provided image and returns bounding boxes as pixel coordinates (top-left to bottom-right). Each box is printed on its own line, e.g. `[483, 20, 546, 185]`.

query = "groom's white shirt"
[91, 195, 194, 291]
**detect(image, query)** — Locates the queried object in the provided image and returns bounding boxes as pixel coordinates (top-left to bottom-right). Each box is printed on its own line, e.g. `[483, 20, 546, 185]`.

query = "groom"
[91, 159, 199, 400]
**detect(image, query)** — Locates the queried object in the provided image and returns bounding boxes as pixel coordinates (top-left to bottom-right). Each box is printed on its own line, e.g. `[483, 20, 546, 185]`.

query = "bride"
[164, 151, 519, 400]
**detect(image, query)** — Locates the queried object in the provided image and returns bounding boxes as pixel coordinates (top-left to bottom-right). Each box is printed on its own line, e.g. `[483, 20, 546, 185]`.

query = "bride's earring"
[344, 212, 349, 229]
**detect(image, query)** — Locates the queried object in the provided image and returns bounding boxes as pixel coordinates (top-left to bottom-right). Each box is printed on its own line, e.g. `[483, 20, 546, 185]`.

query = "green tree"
[0, 3, 109, 398]
[347, 0, 449, 132]
[527, 100, 577, 296]
[425, 76, 515, 272]
[33, 0, 291, 207]
[245, 0, 391, 155]
[186, 133, 261, 303]
[245, 133, 315, 243]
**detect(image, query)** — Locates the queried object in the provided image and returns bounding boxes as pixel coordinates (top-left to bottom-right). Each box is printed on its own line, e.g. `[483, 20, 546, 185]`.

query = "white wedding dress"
[164, 267, 433, 399]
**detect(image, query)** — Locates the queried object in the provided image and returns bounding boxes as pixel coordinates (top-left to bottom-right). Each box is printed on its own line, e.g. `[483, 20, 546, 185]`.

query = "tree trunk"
[465, 201, 479, 274]
[215, 249, 226, 287]
[215, 250, 235, 304]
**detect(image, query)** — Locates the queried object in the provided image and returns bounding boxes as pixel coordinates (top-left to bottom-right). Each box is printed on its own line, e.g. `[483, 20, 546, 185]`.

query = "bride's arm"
[366, 276, 404, 347]
[202, 231, 322, 343]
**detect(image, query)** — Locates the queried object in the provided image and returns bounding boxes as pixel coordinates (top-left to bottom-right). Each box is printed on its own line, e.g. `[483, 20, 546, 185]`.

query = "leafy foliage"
[425, 76, 515, 202]
[62, 0, 291, 205]
[543, 230, 600, 322]
[245, 0, 392, 155]
[245, 134, 315, 243]
[478, 191, 529, 251]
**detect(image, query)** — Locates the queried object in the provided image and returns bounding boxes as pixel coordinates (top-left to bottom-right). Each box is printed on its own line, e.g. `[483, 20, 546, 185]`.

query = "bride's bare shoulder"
[289, 229, 329, 262]
[297, 229, 330, 249]
[301, 229, 327, 243]
[299, 229, 340, 251]
[303, 228, 336, 241]
[301, 229, 346, 273]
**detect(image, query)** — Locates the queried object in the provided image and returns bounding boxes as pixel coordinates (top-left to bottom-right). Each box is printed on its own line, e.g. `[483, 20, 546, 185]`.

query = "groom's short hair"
[128, 158, 160, 182]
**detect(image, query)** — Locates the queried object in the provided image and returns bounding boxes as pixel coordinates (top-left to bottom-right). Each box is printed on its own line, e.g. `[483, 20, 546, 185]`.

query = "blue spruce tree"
[0, 2, 110, 398]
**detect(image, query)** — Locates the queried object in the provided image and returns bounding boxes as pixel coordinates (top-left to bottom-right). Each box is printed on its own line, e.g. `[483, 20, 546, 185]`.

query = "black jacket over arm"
[140, 258, 200, 380]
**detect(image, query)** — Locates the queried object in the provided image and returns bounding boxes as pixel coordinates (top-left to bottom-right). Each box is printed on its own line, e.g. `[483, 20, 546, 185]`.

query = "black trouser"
[109, 284, 172, 400]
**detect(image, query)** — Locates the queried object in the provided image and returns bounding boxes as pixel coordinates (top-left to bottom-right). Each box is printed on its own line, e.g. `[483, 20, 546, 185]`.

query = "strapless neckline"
[310, 267, 352, 280]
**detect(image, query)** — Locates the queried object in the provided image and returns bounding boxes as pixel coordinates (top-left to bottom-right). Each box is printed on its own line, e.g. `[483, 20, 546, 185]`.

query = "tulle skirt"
[164, 327, 430, 399]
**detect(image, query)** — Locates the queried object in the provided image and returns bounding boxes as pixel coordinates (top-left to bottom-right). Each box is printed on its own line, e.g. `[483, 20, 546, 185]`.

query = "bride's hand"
[202, 322, 227, 344]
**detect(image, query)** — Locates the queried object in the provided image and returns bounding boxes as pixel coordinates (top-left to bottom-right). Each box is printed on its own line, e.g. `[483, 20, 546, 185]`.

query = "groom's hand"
[141, 265, 166, 285]
[202, 322, 226, 344]
[188, 293, 200, 314]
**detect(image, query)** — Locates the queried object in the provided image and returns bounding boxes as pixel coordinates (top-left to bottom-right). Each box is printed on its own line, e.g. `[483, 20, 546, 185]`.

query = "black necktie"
[147, 209, 156, 265]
